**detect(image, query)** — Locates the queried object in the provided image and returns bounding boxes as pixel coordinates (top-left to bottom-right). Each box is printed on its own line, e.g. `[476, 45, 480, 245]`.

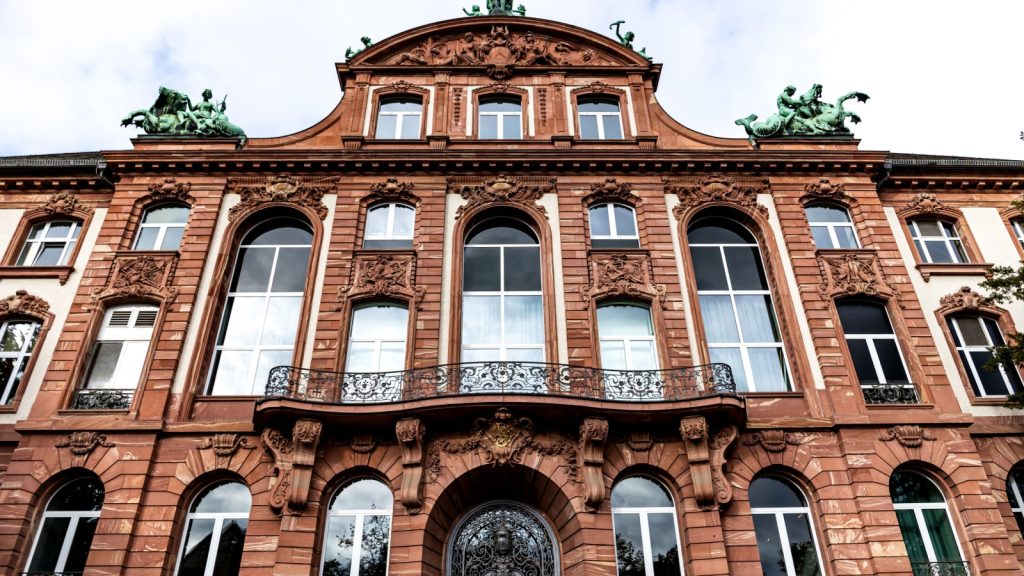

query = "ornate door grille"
[449, 502, 557, 576]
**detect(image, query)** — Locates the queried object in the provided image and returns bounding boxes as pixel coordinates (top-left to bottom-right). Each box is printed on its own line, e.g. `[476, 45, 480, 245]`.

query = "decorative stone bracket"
[580, 252, 667, 308]
[579, 417, 609, 511]
[744, 430, 802, 453]
[56, 431, 113, 468]
[261, 418, 323, 513]
[880, 425, 936, 448]
[680, 416, 738, 510]
[397, 418, 426, 514]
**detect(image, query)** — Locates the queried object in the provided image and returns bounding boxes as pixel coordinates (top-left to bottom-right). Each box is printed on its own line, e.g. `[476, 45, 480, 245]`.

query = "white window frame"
[376, 98, 423, 140]
[0, 319, 39, 405]
[478, 97, 522, 140]
[1012, 219, 1024, 249]
[321, 481, 394, 576]
[1009, 471, 1024, 532]
[750, 479, 826, 576]
[176, 486, 251, 576]
[909, 219, 968, 264]
[17, 219, 80, 266]
[690, 233, 791, 392]
[589, 203, 639, 247]
[840, 305, 914, 395]
[949, 315, 1021, 397]
[84, 305, 157, 391]
[365, 203, 415, 244]
[806, 204, 860, 249]
[347, 303, 409, 373]
[134, 204, 189, 251]
[597, 303, 657, 371]
[577, 97, 624, 140]
[892, 474, 966, 567]
[611, 478, 685, 576]
[24, 480, 102, 574]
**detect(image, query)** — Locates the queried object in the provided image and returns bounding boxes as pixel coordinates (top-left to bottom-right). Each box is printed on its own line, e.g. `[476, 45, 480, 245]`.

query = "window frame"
[320, 478, 395, 576]
[79, 305, 158, 400]
[1008, 467, 1024, 536]
[24, 477, 104, 575]
[174, 481, 252, 576]
[1, 194, 93, 285]
[0, 317, 42, 406]
[596, 301, 659, 371]
[345, 301, 411, 374]
[16, 219, 82, 267]
[610, 475, 684, 576]
[836, 300, 913, 387]
[749, 476, 827, 576]
[805, 202, 860, 250]
[363, 202, 416, 249]
[476, 94, 525, 140]
[947, 314, 1023, 398]
[588, 202, 640, 249]
[576, 95, 625, 140]
[890, 471, 967, 568]
[908, 218, 969, 264]
[570, 86, 631, 141]
[132, 202, 190, 251]
[373, 96, 425, 140]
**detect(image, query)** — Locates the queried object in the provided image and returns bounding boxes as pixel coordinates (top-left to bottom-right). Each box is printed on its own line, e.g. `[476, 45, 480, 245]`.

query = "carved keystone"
[680, 417, 737, 510]
[56, 431, 113, 468]
[261, 418, 323, 513]
[579, 418, 609, 511]
[397, 418, 426, 514]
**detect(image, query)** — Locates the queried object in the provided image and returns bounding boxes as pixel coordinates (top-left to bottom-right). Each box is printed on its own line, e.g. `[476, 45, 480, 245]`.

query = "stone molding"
[937, 286, 992, 315]
[582, 177, 639, 207]
[396, 418, 426, 514]
[580, 252, 666, 308]
[228, 174, 335, 221]
[55, 431, 113, 468]
[337, 252, 426, 310]
[261, 418, 323, 513]
[743, 430, 802, 453]
[799, 178, 852, 206]
[817, 250, 900, 302]
[680, 416, 738, 510]
[365, 178, 421, 207]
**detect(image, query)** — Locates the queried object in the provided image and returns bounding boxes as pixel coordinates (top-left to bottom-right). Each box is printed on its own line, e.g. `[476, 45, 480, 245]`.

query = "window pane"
[160, 226, 186, 251]
[479, 114, 498, 139]
[366, 205, 389, 238]
[49, 478, 104, 511]
[648, 512, 682, 576]
[600, 341, 628, 370]
[1, 321, 37, 352]
[211, 519, 248, 574]
[34, 243, 66, 266]
[220, 297, 265, 346]
[750, 477, 806, 508]
[736, 295, 780, 343]
[505, 348, 544, 363]
[353, 305, 409, 340]
[210, 350, 253, 395]
[86, 342, 123, 388]
[502, 114, 521, 139]
[749, 348, 788, 392]
[891, 471, 945, 504]
[180, 518, 216, 574]
[914, 220, 941, 236]
[580, 115, 599, 139]
[613, 513, 646, 576]
[503, 247, 541, 291]
[464, 247, 501, 291]
[806, 205, 851, 223]
[359, 514, 392, 576]
[246, 222, 312, 246]
[194, 482, 252, 513]
[392, 205, 415, 238]
[504, 296, 543, 345]
[614, 205, 636, 236]
[144, 205, 190, 224]
[45, 222, 73, 238]
[0, 358, 23, 404]
[954, 317, 988, 347]
[874, 340, 909, 383]
[810, 226, 834, 249]
[612, 476, 673, 507]
[834, 226, 859, 249]
[346, 342, 377, 373]
[691, 247, 728, 291]
[895, 510, 929, 564]
[589, 205, 611, 236]
[134, 226, 160, 250]
[231, 247, 275, 292]
[580, 100, 620, 113]
[271, 247, 311, 292]
[323, 516, 356, 576]
[924, 241, 954, 263]
[262, 297, 301, 345]
[467, 221, 537, 245]
[463, 296, 501, 346]
[28, 516, 70, 572]
[837, 302, 892, 335]
[725, 246, 768, 290]
[753, 513, 787, 576]
[710, 348, 747, 392]
[378, 341, 406, 372]
[333, 479, 394, 510]
[1009, 469, 1024, 508]
[381, 99, 421, 112]
[480, 99, 520, 112]
[598, 305, 653, 337]
[972, 351, 1010, 396]
[950, 240, 968, 263]
[63, 516, 99, 572]
[699, 295, 739, 343]
[255, 350, 293, 395]
[376, 114, 397, 139]
[783, 513, 822, 576]
[846, 339, 877, 383]
[603, 115, 623, 140]
[688, 219, 755, 245]
[629, 341, 658, 371]
[922, 508, 962, 562]
[400, 115, 421, 139]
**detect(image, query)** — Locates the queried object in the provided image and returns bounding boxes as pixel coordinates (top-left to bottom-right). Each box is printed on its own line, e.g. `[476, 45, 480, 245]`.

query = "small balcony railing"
[264, 361, 736, 404]
[911, 561, 970, 576]
[862, 381, 921, 405]
[22, 572, 84, 576]
[71, 388, 134, 410]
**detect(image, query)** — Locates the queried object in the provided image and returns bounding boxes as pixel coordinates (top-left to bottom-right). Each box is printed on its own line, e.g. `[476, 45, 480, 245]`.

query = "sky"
[0, 0, 1021, 159]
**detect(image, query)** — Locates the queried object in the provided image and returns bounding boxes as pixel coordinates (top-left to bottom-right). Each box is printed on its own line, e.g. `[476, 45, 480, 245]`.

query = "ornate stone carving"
[261, 418, 323, 513]
[228, 174, 335, 221]
[147, 178, 195, 205]
[43, 190, 92, 216]
[0, 290, 50, 318]
[818, 251, 899, 301]
[581, 253, 666, 308]
[453, 175, 555, 220]
[583, 177, 639, 206]
[337, 253, 426, 310]
[880, 425, 936, 448]
[198, 434, 256, 468]
[396, 418, 426, 514]
[89, 253, 178, 308]
[588, 80, 609, 93]
[668, 175, 770, 220]
[680, 417, 737, 510]
[56, 431, 113, 467]
[578, 417, 609, 511]
[626, 430, 653, 452]
[939, 286, 987, 313]
[744, 430, 801, 453]
[366, 178, 420, 207]
[800, 178, 851, 205]
[903, 192, 945, 215]
[390, 80, 413, 93]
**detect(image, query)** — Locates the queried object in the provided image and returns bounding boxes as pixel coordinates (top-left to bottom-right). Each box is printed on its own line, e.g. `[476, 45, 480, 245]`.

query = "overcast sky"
[1, 0, 1021, 159]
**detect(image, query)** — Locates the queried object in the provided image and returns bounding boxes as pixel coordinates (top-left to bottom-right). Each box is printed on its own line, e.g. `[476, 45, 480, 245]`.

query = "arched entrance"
[447, 501, 559, 576]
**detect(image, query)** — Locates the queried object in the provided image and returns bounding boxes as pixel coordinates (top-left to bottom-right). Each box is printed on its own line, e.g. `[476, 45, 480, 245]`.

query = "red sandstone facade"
[0, 12, 1022, 576]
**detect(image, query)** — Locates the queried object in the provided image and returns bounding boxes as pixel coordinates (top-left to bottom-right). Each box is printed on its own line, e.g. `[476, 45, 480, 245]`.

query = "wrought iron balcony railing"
[21, 572, 84, 576]
[71, 388, 134, 410]
[861, 381, 921, 405]
[911, 561, 970, 576]
[264, 361, 736, 404]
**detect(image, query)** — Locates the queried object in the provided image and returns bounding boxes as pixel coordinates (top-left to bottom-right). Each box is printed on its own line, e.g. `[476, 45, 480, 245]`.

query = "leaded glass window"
[750, 477, 825, 576]
[578, 96, 624, 140]
[611, 476, 683, 576]
[17, 220, 81, 266]
[890, 471, 966, 575]
[322, 479, 393, 576]
[176, 481, 251, 576]
[0, 319, 40, 405]
[947, 314, 1023, 398]
[909, 219, 968, 264]
[375, 98, 422, 140]
[806, 203, 859, 249]
[478, 96, 522, 140]
[134, 204, 190, 250]
[24, 477, 104, 575]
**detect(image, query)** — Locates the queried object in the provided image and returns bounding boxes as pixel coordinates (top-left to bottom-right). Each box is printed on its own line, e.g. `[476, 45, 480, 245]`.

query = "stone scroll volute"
[397, 418, 427, 514]
[578, 417, 609, 512]
[680, 416, 737, 510]
[261, 418, 323, 514]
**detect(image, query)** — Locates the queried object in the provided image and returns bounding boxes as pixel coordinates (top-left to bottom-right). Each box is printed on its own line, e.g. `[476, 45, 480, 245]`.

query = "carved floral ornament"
[147, 178, 194, 205]
[228, 174, 335, 222]
[42, 190, 93, 216]
[452, 175, 555, 220]
[366, 178, 420, 207]
[582, 177, 639, 206]
[261, 419, 323, 513]
[938, 286, 991, 314]
[800, 178, 852, 205]
[0, 290, 50, 319]
[337, 253, 426, 310]
[744, 430, 802, 453]
[667, 175, 770, 220]
[901, 192, 946, 215]
[880, 425, 936, 448]
[56, 431, 113, 467]
[818, 251, 900, 302]
[581, 253, 666, 308]
[198, 433, 256, 458]
[89, 253, 179, 308]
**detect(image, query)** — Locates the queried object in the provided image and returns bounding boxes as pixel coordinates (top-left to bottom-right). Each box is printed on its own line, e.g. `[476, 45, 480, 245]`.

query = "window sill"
[916, 263, 993, 282]
[865, 402, 934, 410]
[0, 265, 74, 285]
[970, 396, 1017, 407]
[58, 408, 130, 415]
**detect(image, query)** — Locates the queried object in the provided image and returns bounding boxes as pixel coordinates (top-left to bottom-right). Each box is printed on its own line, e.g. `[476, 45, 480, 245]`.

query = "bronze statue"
[122, 87, 245, 142]
[736, 84, 870, 144]
[345, 36, 373, 60]
[609, 20, 651, 60]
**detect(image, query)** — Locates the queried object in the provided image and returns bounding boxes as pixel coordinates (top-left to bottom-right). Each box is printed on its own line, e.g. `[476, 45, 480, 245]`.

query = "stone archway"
[447, 500, 559, 576]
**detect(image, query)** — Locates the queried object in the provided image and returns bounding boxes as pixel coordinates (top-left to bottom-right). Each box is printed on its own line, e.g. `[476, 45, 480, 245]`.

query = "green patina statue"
[736, 84, 869, 143]
[346, 36, 373, 60]
[610, 21, 652, 61]
[464, 1, 525, 16]
[121, 87, 246, 142]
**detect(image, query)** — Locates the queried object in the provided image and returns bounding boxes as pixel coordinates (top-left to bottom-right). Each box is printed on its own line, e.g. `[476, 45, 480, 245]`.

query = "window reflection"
[322, 479, 394, 576]
[611, 477, 683, 576]
[25, 477, 104, 574]
[176, 481, 251, 576]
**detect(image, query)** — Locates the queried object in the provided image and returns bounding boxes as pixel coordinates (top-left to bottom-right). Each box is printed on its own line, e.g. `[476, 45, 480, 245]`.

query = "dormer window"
[578, 96, 623, 140]
[478, 96, 522, 140]
[376, 97, 423, 140]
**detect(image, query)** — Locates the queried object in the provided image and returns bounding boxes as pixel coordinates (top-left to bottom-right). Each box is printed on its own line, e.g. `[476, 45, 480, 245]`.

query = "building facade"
[0, 10, 1023, 576]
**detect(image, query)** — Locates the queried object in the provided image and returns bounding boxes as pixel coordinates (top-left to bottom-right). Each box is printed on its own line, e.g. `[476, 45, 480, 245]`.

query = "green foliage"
[980, 203, 1024, 409]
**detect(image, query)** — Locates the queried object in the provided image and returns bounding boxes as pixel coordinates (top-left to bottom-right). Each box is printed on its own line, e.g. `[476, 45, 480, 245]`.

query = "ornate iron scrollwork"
[861, 382, 920, 405]
[910, 561, 970, 576]
[72, 389, 134, 410]
[450, 502, 557, 576]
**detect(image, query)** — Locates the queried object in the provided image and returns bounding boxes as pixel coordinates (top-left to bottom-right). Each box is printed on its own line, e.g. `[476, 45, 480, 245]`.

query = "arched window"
[805, 203, 859, 249]
[321, 478, 393, 576]
[836, 299, 916, 404]
[687, 216, 790, 392]
[75, 304, 158, 410]
[176, 481, 251, 576]
[16, 219, 81, 266]
[890, 471, 966, 574]
[462, 217, 543, 364]
[364, 203, 415, 249]
[208, 219, 313, 396]
[1008, 467, 1024, 536]
[908, 218, 968, 264]
[749, 476, 825, 576]
[1010, 219, 1024, 250]
[478, 96, 522, 140]
[947, 314, 1023, 398]
[375, 97, 422, 140]
[24, 477, 104, 574]
[578, 96, 623, 140]
[0, 318, 41, 405]
[134, 204, 190, 251]
[611, 476, 683, 576]
[589, 203, 639, 249]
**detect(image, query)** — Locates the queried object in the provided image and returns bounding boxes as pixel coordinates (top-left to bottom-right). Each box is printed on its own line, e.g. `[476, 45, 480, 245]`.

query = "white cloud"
[0, 0, 1020, 159]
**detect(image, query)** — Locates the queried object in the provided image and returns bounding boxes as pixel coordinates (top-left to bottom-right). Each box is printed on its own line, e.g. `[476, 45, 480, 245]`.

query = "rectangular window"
[909, 219, 968, 264]
[948, 315, 1023, 398]
[75, 306, 157, 410]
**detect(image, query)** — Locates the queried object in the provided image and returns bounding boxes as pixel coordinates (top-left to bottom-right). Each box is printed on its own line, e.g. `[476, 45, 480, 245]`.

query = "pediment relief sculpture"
[581, 252, 666, 308]
[228, 174, 335, 221]
[0, 290, 51, 318]
[43, 190, 93, 216]
[337, 253, 426, 310]
[668, 175, 770, 220]
[147, 178, 195, 205]
[452, 174, 554, 219]
[818, 251, 900, 302]
[89, 253, 179, 309]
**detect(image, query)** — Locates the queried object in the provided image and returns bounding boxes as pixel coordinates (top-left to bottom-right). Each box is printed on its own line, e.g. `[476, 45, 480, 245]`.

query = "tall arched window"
[478, 96, 522, 140]
[208, 219, 313, 396]
[947, 314, 1023, 398]
[176, 481, 251, 576]
[578, 95, 624, 140]
[1008, 467, 1024, 536]
[890, 471, 966, 575]
[687, 216, 790, 392]
[24, 477, 104, 574]
[134, 204, 190, 251]
[611, 476, 683, 576]
[375, 97, 423, 140]
[0, 318, 41, 405]
[805, 203, 859, 249]
[462, 217, 543, 364]
[750, 476, 825, 576]
[321, 478, 393, 576]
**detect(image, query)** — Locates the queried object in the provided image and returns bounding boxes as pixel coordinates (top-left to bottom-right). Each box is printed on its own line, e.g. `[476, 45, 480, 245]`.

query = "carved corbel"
[880, 425, 936, 448]
[578, 417, 609, 511]
[198, 433, 256, 468]
[680, 417, 737, 510]
[56, 431, 113, 468]
[261, 418, 322, 513]
[397, 418, 426, 514]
